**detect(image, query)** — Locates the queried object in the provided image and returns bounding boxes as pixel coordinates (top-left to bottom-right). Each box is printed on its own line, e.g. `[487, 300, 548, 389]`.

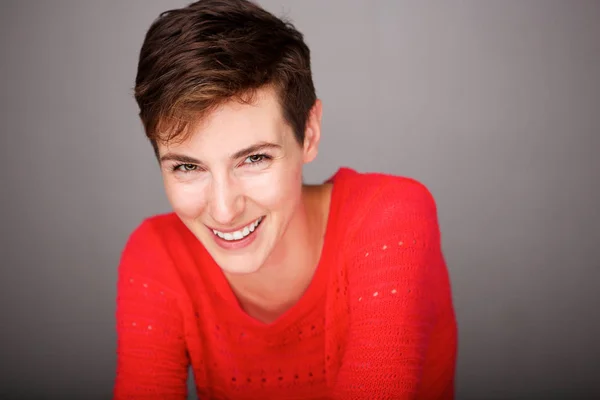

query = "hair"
[134, 0, 317, 157]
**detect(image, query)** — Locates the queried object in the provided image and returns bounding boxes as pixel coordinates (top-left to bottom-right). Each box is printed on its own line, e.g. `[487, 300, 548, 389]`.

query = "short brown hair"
[134, 0, 317, 156]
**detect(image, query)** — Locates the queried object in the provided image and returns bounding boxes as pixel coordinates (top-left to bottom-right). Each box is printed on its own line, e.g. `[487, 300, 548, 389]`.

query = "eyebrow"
[159, 142, 282, 165]
[231, 142, 282, 160]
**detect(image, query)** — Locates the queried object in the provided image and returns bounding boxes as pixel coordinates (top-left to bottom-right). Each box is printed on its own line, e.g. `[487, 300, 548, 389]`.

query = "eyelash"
[171, 163, 200, 173]
[171, 153, 272, 174]
[243, 153, 271, 166]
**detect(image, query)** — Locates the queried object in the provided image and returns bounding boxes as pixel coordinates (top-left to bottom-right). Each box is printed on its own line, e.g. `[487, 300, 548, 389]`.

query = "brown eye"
[247, 154, 264, 163]
[173, 163, 197, 172]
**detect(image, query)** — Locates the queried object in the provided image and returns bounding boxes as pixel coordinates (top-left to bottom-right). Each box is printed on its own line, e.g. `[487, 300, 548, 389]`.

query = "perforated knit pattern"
[114, 168, 457, 400]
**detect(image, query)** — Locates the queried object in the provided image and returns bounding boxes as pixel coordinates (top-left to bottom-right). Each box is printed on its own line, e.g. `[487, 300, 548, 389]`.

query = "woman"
[114, 0, 457, 399]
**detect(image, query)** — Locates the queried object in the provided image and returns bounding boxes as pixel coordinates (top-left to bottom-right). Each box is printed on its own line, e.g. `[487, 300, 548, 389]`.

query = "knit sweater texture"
[114, 167, 457, 399]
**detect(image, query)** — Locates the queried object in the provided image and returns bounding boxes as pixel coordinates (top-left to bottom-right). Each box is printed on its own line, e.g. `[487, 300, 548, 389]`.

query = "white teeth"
[212, 216, 263, 241]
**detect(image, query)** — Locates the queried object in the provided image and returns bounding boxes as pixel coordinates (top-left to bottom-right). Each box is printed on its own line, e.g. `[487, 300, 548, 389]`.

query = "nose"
[208, 172, 245, 226]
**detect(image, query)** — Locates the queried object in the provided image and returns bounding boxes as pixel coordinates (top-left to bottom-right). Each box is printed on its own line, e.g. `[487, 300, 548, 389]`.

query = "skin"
[157, 86, 330, 323]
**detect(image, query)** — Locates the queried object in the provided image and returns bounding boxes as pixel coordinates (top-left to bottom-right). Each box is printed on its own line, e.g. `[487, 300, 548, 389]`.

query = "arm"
[333, 179, 457, 399]
[113, 222, 189, 399]
[417, 251, 457, 400]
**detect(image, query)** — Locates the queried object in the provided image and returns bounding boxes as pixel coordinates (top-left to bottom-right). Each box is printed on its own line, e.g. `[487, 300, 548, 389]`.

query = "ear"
[303, 99, 322, 164]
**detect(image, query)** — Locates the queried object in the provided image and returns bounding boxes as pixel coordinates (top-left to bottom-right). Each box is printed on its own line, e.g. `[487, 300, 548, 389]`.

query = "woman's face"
[157, 87, 321, 275]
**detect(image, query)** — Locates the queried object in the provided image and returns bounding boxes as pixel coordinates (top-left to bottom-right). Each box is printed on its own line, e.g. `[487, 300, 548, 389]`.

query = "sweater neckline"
[201, 168, 351, 332]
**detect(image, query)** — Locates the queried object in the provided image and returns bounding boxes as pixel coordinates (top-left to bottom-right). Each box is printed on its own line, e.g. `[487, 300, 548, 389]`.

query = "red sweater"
[114, 167, 457, 399]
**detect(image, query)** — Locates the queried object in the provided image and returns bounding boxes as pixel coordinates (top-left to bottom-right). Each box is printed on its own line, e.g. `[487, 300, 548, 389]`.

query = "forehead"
[161, 87, 293, 155]
[204, 89, 284, 136]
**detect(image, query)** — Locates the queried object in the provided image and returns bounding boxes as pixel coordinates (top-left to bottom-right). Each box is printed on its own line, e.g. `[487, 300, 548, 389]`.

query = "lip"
[206, 216, 264, 234]
[209, 216, 265, 250]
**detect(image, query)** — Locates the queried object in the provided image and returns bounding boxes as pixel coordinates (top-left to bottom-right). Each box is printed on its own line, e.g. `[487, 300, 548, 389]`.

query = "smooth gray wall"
[1, 1, 598, 399]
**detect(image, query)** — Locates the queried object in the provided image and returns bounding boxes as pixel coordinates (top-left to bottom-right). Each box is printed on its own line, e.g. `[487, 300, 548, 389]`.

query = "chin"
[218, 257, 264, 275]
[208, 245, 272, 275]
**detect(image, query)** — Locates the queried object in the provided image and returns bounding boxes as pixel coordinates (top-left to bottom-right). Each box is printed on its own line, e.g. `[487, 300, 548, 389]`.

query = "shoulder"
[332, 168, 439, 236]
[121, 212, 186, 255]
[118, 212, 190, 286]
[335, 170, 447, 307]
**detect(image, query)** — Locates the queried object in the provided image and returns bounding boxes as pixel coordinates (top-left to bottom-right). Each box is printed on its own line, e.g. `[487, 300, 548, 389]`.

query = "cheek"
[242, 162, 303, 209]
[164, 179, 209, 219]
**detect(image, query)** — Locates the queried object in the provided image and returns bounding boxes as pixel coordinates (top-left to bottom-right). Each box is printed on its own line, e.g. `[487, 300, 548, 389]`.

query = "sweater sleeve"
[333, 178, 457, 400]
[113, 221, 190, 399]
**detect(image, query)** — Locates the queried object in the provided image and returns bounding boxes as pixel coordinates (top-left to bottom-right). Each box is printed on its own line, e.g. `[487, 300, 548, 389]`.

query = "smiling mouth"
[211, 216, 264, 241]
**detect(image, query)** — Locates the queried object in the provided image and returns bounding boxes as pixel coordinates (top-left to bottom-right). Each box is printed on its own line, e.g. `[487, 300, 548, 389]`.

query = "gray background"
[1, 0, 598, 399]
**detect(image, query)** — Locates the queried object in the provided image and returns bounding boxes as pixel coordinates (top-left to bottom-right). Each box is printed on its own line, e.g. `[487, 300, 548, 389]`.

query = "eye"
[173, 163, 198, 172]
[245, 154, 265, 164]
